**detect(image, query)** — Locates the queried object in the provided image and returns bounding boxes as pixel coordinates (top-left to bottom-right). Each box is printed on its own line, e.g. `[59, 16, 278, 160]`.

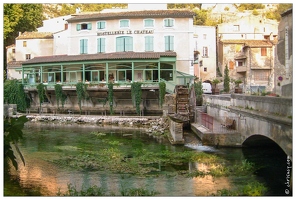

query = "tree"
[4, 116, 28, 170]
[4, 79, 30, 112]
[193, 79, 203, 106]
[223, 65, 230, 93]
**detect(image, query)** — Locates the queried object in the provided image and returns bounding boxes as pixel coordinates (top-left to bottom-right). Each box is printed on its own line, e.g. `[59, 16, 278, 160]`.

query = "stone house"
[217, 14, 279, 93]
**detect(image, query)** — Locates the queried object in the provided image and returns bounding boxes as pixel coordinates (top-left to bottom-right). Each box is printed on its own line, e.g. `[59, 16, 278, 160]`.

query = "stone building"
[217, 14, 278, 93]
[273, 8, 293, 97]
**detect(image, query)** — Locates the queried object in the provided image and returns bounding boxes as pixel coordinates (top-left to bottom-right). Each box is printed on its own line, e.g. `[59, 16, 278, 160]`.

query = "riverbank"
[15, 113, 169, 135]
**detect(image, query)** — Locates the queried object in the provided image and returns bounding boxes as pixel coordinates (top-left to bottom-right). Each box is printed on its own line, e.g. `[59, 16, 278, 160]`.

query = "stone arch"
[242, 134, 289, 157]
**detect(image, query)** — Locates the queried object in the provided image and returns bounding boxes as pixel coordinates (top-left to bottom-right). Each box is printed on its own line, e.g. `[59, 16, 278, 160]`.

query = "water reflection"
[4, 122, 289, 196]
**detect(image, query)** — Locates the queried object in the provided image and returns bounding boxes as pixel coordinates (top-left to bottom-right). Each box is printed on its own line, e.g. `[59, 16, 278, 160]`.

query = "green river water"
[4, 122, 291, 196]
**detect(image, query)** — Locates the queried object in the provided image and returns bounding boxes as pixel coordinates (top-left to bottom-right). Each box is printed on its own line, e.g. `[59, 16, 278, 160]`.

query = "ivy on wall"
[193, 80, 203, 106]
[131, 82, 142, 115]
[108, 83, 114, 115]
[159, 81, 166, 108]
[76, 82, 88, 114]
[37, 83, 46, 112]
[4, 79, 29, 112]
[54, 84, 67, 110]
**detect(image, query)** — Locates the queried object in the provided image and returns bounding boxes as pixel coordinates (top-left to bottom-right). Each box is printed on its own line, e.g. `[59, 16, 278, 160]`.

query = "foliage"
[167, 3, 201, 9]
[265, 4, 292, 21]
[252, 9, 259, 16]
[193, 9, 208, 25]
[37, 83, 46, 111]
[212, 78, 220, 88]
[54, 84, 67, 110]
[108, 83, 114, 115]
[193, 80, 203, 105]
[234, 79, 243, 87]
[131, 82, 142, 115]
[4, 116, 28, 170]
[4, 4, 44, 43]
[4, 79, 30, 112]
[159, 81, 166, 108]
[237, 3, 265, 11]
[57, 183, 158, 196]
[216, 181, 267, 196]
[76, 82, 88, 114]
[223, 65, 230, 93]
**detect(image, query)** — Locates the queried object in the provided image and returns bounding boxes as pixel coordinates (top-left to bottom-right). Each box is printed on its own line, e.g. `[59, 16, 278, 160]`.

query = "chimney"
[19, 32, 22, 36]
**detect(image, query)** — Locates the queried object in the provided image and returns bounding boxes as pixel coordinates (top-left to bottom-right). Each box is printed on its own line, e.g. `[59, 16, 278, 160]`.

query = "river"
[4, 122, 291, 196]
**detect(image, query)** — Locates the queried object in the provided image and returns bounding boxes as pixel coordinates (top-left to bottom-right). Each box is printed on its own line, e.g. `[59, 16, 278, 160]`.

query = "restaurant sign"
[97, 29, 154, 36]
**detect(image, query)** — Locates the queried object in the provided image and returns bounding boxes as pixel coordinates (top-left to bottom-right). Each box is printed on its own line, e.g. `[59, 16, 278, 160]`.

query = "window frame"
[119, 19, 130, 28]
[164, 18, 175, 27]
[80, 38, 88, 54]
[76, 22, 92, 31]
[144, 19, 154, 28]
[97, 21, 106, 30]
[145, 36, 154, 52]
[164, 35, 174, 51]
[25, 54, 31, 60]
[116, 36, 133, 52]
[97, 37, 106, 53]
[202, 46, 208, 57]
[23, 41, 27, 47]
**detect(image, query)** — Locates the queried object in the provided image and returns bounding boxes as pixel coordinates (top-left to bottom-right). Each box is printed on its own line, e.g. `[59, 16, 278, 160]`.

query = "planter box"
[235, 88, 243, 93]
[212, 88, 220, 95]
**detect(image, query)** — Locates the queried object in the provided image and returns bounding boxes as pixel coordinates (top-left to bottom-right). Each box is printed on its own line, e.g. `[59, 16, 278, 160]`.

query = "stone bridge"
[194, 94, 292, 160]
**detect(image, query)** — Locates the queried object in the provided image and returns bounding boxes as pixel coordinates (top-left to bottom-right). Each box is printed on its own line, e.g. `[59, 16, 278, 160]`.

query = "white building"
[193, 25, 216, 81]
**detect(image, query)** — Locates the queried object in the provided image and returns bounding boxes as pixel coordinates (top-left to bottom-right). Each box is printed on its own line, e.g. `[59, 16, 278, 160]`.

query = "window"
[233, 25, 240, 31]
[76, 23, 92, 31]
[116, 36, 133, 52]
[204, 67, 207, 72]
[25, 54, 31, 60]
[254, 70, 269, 81]
[120, 19, 129, 28]
[80, 39, 88, 54]
[12, 49, 15, 53]
[236, 60, 244, 66]
[202, 47, 208, 57]
[261, 48, 267, 56]
[165, 36, 174, 51]
[97, 21, 106, 29]
[164, 18, 174, 27]
[144, 19, 154, 27]
[97, 38, 105, 53]
[23, 41, 27, 47]
[199, 60, 203, 67]
[145, 36, 154, 51]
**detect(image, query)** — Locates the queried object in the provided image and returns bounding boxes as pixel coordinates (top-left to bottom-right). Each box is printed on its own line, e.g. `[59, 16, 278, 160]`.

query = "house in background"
[217, 14, 278, 93]
[193, 25, 216, 82]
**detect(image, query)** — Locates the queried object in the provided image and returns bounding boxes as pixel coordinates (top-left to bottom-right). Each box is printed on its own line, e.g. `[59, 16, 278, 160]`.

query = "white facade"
[217, 15, 278, 40]
[67, 11, 194, 74]
[193, 25, 216, 81]
[37, 15, 72, 33]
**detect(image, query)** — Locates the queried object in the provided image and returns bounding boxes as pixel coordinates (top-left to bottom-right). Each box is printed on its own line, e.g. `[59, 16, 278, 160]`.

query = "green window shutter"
[145, 36, 153, 51]
[145, 19, 153, 27]
[97, 38, 105, 53]
[125, 37, 133, 51]
[165, 36, 169, 51]
[116, 37, 124, 52]
[170, 36, 174, 51]
[120, 20, 129, 28]
[84, 39, 88, 53]
[164, 19, 168, 27]
[97, 22, 100, 29]
[77, 24, 81, 31]
[165, 36, 174, 51]
[80, 39, 84, 54]
[101, 22, 106, 29]
[87, 23, 92, 30]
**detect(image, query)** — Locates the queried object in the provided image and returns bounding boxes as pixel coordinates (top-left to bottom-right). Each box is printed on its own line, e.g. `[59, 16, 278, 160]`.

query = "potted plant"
[211, 78, 220, 95]
[234, 79, 243, 93]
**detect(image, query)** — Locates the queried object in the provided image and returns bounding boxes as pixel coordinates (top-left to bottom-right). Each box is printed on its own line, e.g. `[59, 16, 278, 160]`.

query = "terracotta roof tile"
[67, 9, 195, 22]
[221, 39, 273, 47]
[22, 52, 177, 65]
[16, 32, 53, 40]
[7, 61, 23, 67]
